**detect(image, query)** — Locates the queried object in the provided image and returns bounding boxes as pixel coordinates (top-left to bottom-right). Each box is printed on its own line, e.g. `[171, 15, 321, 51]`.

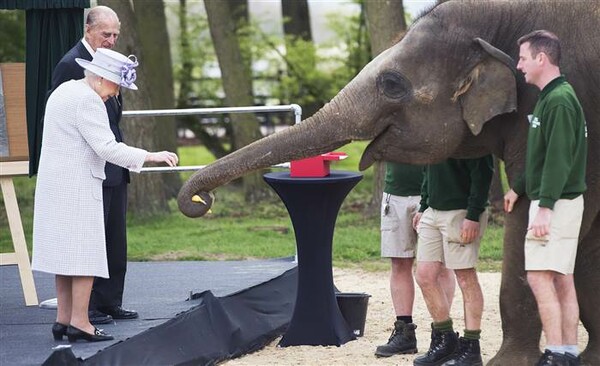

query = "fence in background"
[121, 104, 302, 173]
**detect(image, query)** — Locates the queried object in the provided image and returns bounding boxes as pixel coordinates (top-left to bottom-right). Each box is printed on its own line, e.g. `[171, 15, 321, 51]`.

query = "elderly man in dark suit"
[49, 5, 138, 324]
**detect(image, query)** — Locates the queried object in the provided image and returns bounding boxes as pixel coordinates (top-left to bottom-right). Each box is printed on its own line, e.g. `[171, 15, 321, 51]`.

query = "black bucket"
[336, 292, 371, 337]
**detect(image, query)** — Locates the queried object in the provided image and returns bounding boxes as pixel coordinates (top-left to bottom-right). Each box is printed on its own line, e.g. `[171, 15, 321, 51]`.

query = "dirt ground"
[224, 268, 588, 366]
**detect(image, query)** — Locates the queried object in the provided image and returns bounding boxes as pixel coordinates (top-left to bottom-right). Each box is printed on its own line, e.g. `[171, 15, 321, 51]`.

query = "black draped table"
[263, 171, 363, 346]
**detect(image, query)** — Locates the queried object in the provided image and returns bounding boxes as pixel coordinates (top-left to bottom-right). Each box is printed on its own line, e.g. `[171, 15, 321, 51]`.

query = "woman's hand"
[145, 151, 179, 167]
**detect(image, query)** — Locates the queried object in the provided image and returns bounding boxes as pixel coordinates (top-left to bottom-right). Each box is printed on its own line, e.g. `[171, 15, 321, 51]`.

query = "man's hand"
[412, 212, 423, 231]
[504, 189, 519, 213]
[461, 219, 480, 244]
[529, 206, 553, 238]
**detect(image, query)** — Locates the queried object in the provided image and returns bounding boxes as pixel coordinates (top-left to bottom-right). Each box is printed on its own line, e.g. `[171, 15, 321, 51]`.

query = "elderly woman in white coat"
[32, 48, 178, 342]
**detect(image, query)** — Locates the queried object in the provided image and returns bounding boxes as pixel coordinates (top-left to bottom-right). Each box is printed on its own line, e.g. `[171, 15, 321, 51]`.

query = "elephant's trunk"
[177, 101, 360, 218]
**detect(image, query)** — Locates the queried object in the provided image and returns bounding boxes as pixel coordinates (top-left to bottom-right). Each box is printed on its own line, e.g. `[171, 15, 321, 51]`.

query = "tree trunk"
[282, 0, 312, 41]
[347, 2, 371, 78]
[132, 0, 182, 199]
[230, 0, 249, 30]
[98, 0, 169, 216]
[364, 0, 407, 216]
[204, 0, 269, 202]
[175, 0, 227, 159]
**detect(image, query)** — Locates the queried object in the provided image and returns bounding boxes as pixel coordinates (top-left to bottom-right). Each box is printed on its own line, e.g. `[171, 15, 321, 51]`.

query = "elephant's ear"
[453, 38, 517, 136]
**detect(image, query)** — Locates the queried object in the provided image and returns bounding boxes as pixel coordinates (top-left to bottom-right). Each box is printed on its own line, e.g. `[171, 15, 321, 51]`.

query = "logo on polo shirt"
[528, 114, 541, 128]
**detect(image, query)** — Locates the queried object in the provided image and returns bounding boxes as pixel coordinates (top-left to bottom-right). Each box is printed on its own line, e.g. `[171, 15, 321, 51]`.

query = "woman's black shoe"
[52, 322, 68, 340]
[66, 325, 114, 342]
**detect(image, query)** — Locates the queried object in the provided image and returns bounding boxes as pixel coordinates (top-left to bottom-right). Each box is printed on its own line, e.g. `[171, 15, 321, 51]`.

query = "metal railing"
[123, 104, 302, 122]
[121, 104, 302, 173]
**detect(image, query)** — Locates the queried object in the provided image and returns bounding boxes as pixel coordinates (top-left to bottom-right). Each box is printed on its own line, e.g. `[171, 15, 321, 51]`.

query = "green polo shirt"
[419, 156, 493, 222]
[513, 76, 587, 209]
[384, 162, 423, 197]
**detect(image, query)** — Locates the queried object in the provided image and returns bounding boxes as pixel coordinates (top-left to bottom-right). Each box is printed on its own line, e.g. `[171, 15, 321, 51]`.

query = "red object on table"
[290, 152, 348, 178]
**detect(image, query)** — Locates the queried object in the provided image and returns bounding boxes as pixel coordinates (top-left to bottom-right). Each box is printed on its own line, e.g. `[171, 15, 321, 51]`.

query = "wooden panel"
[0, 252, 18, 265]
[0, 161, 29, 177]
[0, 63, 28, 162]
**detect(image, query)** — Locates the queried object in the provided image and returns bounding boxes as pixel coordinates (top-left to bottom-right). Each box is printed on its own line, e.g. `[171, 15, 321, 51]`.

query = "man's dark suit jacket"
[49, 40, 129, 186]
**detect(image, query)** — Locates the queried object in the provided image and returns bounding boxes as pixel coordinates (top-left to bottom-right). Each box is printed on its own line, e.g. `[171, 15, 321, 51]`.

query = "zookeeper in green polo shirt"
[375, 163, 455, 358]
[504, 30, 587, 365]
[413, 155, 493, 366]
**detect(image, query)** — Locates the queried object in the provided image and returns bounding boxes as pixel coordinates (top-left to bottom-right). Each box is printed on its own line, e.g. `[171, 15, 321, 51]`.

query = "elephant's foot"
[581, 340, 600, 366]
[486, 340, 540, 366]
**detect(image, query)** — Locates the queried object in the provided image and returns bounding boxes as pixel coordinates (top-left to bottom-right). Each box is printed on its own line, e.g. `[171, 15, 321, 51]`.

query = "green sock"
[463, 329, 481, 340]
[433, 319, 453, 332]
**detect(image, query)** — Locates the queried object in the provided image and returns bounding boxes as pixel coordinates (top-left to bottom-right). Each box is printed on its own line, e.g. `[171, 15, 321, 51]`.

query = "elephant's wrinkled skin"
[178, 1, 599, 364]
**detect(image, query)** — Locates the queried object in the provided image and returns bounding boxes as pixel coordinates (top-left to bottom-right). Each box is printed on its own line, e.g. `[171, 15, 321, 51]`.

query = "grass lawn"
[0, 141, 504, 271]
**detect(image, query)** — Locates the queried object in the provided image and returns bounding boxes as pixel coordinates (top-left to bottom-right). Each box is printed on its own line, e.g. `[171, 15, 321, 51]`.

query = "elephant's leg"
[488, 200, 542, 365]
[577, 214, 600, 366]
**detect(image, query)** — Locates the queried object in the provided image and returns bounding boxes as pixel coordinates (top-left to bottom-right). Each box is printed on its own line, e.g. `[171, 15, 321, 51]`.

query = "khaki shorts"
[525, 196, 583, 274]
[416, 208, 488, 269]
[381, 194, 420, 258]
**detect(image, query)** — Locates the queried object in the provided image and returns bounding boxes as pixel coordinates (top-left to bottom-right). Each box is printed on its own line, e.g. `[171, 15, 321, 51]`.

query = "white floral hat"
[76, 48, 138, 90]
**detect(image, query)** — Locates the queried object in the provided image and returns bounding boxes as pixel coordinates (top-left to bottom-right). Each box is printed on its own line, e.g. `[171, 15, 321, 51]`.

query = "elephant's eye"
[377, 71, 412, 100]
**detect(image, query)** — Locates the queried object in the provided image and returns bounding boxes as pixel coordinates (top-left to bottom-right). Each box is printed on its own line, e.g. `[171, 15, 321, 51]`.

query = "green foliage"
[169, 1, 374, 127]
[0, 10, 26, 62]
[325, 0, 371, 78]
[247, 7, 373, 117]
[166, 2, 221, 104]
[272, 38, 335, 105]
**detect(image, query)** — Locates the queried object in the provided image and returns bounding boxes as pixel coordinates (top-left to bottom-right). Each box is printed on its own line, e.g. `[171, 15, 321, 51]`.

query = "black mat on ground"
[78, 268, 296, 366]
[0, 258, 296, 366]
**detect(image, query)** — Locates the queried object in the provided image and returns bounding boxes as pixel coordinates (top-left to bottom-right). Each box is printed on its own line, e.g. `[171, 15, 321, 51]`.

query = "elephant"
[178, 1, 599, 364]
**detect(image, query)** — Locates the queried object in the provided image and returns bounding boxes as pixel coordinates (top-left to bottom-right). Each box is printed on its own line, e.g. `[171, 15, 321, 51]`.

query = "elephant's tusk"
[192, 195, 206, 205]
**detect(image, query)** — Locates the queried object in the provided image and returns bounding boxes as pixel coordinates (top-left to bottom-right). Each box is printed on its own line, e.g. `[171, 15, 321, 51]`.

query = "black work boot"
[536, 350, 570, 366]
[413, 325, 458, 366]
[442, 337, 483, 366]
[374, 320, 418, 357]
[564, 352, 581, 366]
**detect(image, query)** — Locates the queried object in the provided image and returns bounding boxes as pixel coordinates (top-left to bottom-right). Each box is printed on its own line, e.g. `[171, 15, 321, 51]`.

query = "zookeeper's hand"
[460, 219, 480, 244]
[412, 212, 423, 231]
[504, 189, 519, 213]
[528, 206, 553, 238]
[146, 151, 179, 167]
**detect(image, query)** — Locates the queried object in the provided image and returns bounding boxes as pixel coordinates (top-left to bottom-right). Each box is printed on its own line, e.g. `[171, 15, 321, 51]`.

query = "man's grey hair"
[86, 6, 119, 27]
